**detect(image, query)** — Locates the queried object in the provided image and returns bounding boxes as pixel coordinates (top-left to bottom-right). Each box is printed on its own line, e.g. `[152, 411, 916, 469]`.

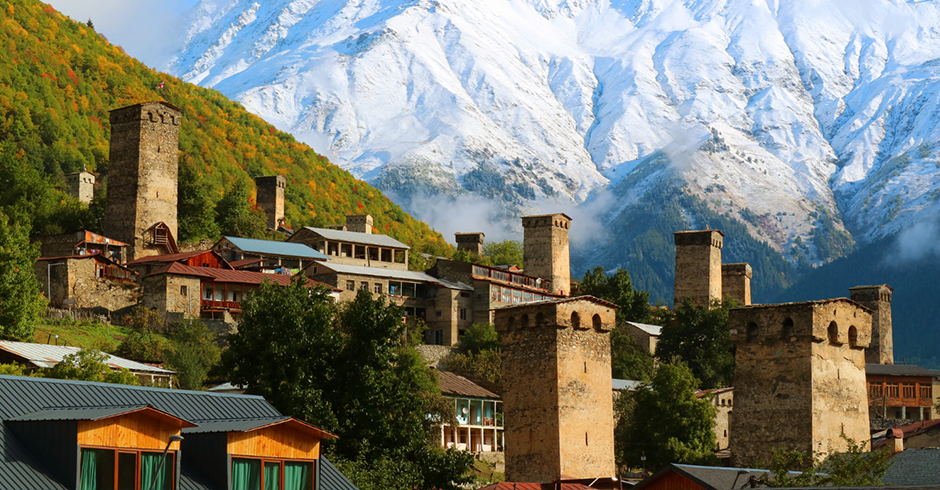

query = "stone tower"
[254, 175, 286, 230]
[346, 214, 373, 234]
[673, 230, 723, 306]
[65, 171, 95, 204]
[104, 101, 181, 261]
[494, 296, 617, 483]
[522, 213, 571, 295]
[728, 298, 872, 468]
[455, 232, 485, 255]
[722, 263, 752, 306]
[849, 285, 894, 365]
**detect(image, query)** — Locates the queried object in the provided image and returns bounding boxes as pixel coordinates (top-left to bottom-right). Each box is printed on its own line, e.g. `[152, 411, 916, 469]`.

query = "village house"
[33, 254, 138, 313]
[124, 250, 233, 277]
[0, 374, 356, 490]
[437, 371, 504, 454]
[288, 216, 410, 270]
[212, 236, 329, 274]
[622, 321, 662, 355]
[0, 341, 174, 387]
[37, 230, 129, 264]
[867, 363, 940, 425]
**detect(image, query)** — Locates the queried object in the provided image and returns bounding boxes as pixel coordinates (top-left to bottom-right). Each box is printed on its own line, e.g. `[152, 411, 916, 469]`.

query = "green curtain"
[141, 452, 171, 490]
[283, 462, 312, 490]
[232, 458, 261, 490]
[263, 462, 280, 490]
[79, 449, 97, 490]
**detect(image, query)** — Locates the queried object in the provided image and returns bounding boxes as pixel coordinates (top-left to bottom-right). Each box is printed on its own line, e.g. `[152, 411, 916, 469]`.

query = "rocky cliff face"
[166, 0, 940, 268]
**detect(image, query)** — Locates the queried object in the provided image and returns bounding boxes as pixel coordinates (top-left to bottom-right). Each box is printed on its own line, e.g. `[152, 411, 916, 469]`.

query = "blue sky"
[46, 0, 200, 69]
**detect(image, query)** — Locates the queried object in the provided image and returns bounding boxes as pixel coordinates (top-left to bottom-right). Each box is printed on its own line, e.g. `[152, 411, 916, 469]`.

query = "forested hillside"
[0, 0, 449, 255]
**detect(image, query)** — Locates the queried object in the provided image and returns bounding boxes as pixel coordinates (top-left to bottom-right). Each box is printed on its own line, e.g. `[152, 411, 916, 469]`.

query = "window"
[79, 448, 174, 490]
[902, 383, 916, 399]
[869, 383, 884, 398]
[491, 285, 500, 301]
[920, 385, 931, 400]
[360, 281, 369, 291]
[886, 383, 899, 398]
[180, 285, 188, 296]
[346, 280, 355, 291]
[231, 458, 313, 490]
[203, 285, 213, 300]
[460, 308, 468, 320]
[374, 283, 383, 294]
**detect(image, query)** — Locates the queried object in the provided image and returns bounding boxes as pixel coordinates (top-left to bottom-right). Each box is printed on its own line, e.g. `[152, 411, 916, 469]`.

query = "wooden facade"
[867, 374, 934, 418]
[227, 423, 322, 459]
[77, 409, 191, 451]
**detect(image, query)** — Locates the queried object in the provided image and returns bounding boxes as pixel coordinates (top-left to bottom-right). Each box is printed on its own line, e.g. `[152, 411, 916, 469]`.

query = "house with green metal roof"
[212, 237, 329, 275]
[0, 375, 358, 490]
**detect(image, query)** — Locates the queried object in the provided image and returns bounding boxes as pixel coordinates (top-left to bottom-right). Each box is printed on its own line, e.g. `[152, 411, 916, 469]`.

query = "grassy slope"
[0, 0, 450, 253]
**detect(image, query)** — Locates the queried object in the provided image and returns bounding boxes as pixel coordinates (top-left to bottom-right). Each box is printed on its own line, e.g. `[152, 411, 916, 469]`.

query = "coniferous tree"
[178, 162, 220, 243]
[215, 178, 269, 239]
[0, 209, 46, 340]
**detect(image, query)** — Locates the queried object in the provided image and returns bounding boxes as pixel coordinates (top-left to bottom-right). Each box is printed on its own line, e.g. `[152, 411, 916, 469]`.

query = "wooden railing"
[201, 300, 241, 311]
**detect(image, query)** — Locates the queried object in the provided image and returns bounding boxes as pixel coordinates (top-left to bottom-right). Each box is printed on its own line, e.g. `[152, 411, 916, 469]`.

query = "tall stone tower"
[494, 296, 617, 483]
[728, 299, 872, 468]
[849, 285, 894, 365]
[65, 171, 95, 204]
[455, 232, 485, 255]
[522, 213, 571, 295]
[673, 230, 723, 306]
[105, 101, 181, 261]
[254, 175, 286, 230]
[346, 214, 373, 234]
[722, 263, 752, 306]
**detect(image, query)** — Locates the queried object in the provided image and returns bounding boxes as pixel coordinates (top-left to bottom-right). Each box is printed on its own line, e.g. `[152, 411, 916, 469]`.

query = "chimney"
[721, 263, 752, 306]
[455, 232, 485, 255]
[346, 214, 373, 234]
[673, 230, 723, 307]
[849, 285, 894, 364]
[254, 175, 286, 231]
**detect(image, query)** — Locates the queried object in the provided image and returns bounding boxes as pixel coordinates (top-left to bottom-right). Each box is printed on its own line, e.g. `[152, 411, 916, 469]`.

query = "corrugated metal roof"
[319, 457, 360, 490]
[612, 379, 643, 391]
[0, 341, 174, 374]
[624, 321, 662, 336]
[316, 262, 450, 285]
[492, 295, 620, 310]
[866, 363, 940, 377]
[125, 249, 230, 266]
[0, 425, 67, 490]
[10, 404, 148, 421]
[298, 227, 410, 249]
[478, 483, 593, 490]
[148, 263, 339, 292]
[221, 236, 329, 260]
[182, 417, 289, 433]
[438, 371, 500, 399]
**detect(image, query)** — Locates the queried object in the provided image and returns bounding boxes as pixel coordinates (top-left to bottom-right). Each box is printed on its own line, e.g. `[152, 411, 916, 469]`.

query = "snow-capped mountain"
[165, 0, 940, 266]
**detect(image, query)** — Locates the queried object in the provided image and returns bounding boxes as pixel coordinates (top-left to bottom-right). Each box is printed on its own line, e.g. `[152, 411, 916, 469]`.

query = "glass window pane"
[141, 452, 173, 490]
[284, 462, 313, 490]
[80, 448, 115, 490]
[264, 462, 281, 490]
[118, 452, 137, 490]
[232, 458, 262, 490]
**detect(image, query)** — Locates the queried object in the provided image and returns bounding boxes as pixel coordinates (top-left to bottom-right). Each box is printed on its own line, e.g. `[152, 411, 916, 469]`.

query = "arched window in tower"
[520, 314, 529, 329]
[592, 314, 602, 330]
[828, 321, 841, 345]
[782, 318, 794, 342]
[507, 316, 516, 330]
[570, 312, 580, 329]
[535, 312, 546, 328]
[848, 326, 859, 348]
[746, 322, 758, 342]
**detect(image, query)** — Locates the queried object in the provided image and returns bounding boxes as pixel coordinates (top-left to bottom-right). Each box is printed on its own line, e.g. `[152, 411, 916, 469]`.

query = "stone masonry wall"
[65, 171, 95, 204]
[850, 285, 894, 365]
[495, 298, 615, 483]
[674, 230, 722, 306]
[255, 175, 286, 231]
[721, 263, 752, 306]
[729, 300, 871, 467]
[522, 214, 571, 296]
[105, 102, 180, 261]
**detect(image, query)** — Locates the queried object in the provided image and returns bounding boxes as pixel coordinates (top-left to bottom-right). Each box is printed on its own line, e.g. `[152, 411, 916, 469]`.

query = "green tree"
[0, 209, 46, 340]
[655, 299, 735, 389]
[442, 349, 502, 385]
[458, 323, 500, 354]
[216, 178, 270, 239]
[483, 240, 523, 266]
[114, 307, 170, 362]
[223, 279, 473, 490]
[166, 319, 221, 390]
[610, 332, 655, 382]
[45, 348, 139, 385]
[450, 248, 491, 266]
[615, 363, 717, 472]
[759, 436, 892, 487]
[0, 362, 27, 376]
[178, 162, 220, 243]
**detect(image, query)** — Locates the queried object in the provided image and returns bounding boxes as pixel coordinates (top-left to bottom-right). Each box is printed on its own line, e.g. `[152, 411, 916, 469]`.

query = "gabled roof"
[884, 448, 940, 486]
[320, 457, 360, 490]
[438, 371, 500, 399]
[624, 321, 662, 336]
[11, 404, 197, 428]
[867, 363, 940, 377]
[633, 463, 790, 490]
[218, 236, 329, 260]
[315, 261, 457, 287]
[183, 416, 336, 440]
[479, 483, 593, 490]
[146, 221, 179, 254]
[493, 295, 620, 310]
[125, 249, 231, 268]
[296, 227, 410, 249]
[612, 379, 643, 391]
[77, 230, 129, 247]
[0, 341, 173, 374]
[147, 262, 340, 290]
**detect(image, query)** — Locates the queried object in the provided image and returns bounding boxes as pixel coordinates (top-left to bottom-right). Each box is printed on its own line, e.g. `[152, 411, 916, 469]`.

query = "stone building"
[673, 230, 723, 306]
[438, 371, 504, 454]
[696, 387, 733, 452]
[213, 236, 328, 273]
[36, 230, 129, 264]
[288, 216, 409, 270]
[850, 284, 894, 364]
[721, 263, 752, 306]
[33, 254, 138, 313]
[104, 101, 181, 261]
[254, 175, 286, 231]
[494, 296, 617, 483]
[623, 321, 662, 355]
[728, 298, 872, 467]
[455, 232, 485, 255]
[64, 171, 95, 204]
[866, 363, 940, 425]
[522, 214, 571, 296]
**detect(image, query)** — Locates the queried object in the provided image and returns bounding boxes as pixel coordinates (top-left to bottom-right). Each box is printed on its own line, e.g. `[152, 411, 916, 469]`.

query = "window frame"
[79, 445, 176, 490]
[230, 456, 315, 490]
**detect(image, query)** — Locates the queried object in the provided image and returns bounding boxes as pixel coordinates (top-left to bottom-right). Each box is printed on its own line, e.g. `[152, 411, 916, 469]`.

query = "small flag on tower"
[155, 81, 165, 89]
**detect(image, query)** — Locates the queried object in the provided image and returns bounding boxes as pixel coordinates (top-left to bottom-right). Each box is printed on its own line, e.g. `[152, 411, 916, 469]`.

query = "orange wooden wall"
[227, 425, 320, 459]
[78, 413, 182, 450]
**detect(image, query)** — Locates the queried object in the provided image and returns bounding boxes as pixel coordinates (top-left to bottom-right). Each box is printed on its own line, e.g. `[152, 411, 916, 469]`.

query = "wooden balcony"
[201, 299, 242, 311]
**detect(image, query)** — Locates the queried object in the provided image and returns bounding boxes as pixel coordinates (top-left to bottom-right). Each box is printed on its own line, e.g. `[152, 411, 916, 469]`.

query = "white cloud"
[47, 0, 198, 68]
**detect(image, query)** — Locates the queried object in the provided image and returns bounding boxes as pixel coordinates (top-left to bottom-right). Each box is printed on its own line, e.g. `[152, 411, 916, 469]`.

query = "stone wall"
[522, 214, 571, 296]
[34, 258, 138, 312]
[255, 175, 286, 230]
[455, 232, 485, 255]
[346, 214, 373, 234]
[850, 285, 894, 364]
[721, 263, 752, 306]
[673, 230, 723, 306]
[65, 171, 95, 204]
[495, 297, 616, 483]
[105, 102, 180, 261]
[729, 299, 871, 467]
